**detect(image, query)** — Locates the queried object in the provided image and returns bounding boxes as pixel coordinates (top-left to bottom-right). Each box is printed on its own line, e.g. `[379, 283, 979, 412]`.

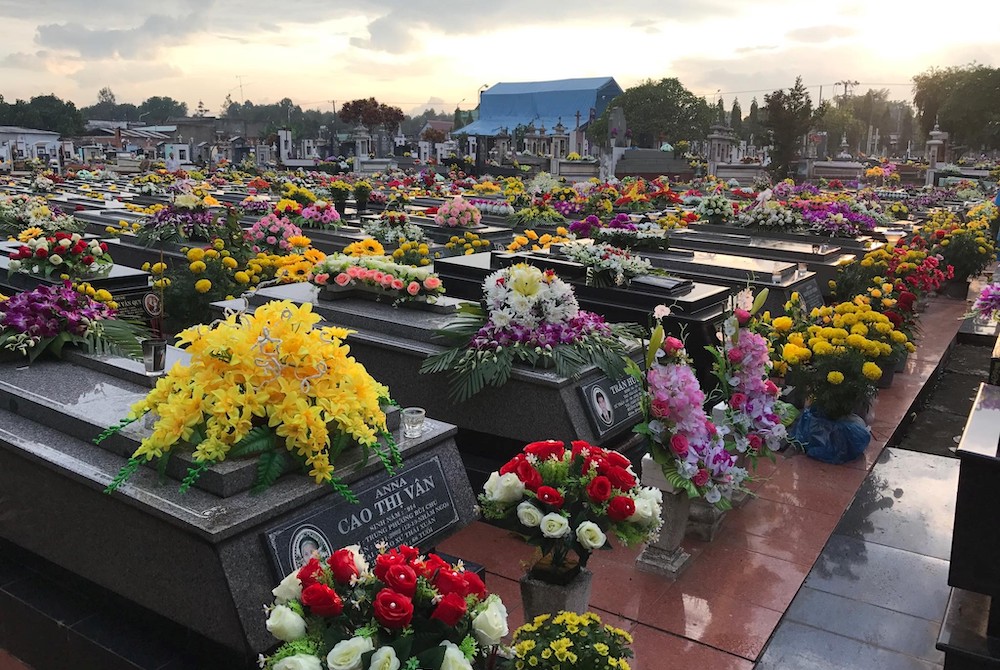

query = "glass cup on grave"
[811, 243, 820, 254]
[771, 270, 783, 284]
[797, 262, 807, 276]
[142, 338, 167, 375]
[402, 407, 426, 438]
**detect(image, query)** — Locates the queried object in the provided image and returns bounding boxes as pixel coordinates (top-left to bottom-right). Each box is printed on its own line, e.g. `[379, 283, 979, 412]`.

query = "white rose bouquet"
[479, 439, 663, 584]
[260, 544, 507, 670]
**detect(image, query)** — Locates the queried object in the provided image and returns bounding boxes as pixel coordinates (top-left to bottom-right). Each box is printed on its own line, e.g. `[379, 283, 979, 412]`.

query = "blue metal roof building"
[460, 77, 623, 137]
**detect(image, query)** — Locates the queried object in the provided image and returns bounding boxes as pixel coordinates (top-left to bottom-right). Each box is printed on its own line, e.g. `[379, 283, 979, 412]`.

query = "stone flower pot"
[519, 567, 593, 621]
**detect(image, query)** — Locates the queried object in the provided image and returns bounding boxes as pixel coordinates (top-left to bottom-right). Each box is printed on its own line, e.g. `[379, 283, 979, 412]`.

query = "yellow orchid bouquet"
[100, 300, 397, 497]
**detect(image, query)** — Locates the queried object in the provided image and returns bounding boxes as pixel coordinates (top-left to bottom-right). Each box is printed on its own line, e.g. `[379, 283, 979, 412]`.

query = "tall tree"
[730, 98, 743, 138]
[0, 94, 85, 135]
[745, 97, 762, 145]
[588, 78, 712, 148]
[194, 100, 208, 117]
[763, 76, 813, 180]
[138, 96, 188, 123]
[715, 98, 725, 125]
[914, 64, 1000, 152]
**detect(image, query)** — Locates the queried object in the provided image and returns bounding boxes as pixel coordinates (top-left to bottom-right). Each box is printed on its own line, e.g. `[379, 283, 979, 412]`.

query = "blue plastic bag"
[791, 407, 870, 464]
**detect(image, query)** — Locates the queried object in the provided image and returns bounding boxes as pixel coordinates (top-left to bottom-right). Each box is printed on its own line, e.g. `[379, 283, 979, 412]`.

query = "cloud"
[1, 51, 49, 71]
[35, 12, 206, 59]
[349, 13, 423, 53]
[785, 25, 855, 43]
[736, 45, 778, 54]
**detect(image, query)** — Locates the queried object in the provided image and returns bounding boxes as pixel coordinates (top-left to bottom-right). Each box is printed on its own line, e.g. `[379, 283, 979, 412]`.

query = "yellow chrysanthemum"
[187, 247, 205, 262]
[862, 361, 882, 381]
[194, 279, 212, 293]
[189, 260, 207, 274]
[827, 371, 845, 385]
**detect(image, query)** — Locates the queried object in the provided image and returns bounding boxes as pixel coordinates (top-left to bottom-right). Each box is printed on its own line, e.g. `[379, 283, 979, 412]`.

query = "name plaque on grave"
[578, 374, 643, 437]
[112, 286, 161, 328]
[797, 278, 823, 311]
[264, 455, 460, 577]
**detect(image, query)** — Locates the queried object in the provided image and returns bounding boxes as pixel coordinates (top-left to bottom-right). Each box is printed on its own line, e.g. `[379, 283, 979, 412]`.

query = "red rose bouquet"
[263, 544, 508, 670]
[479, 440, 663, 583]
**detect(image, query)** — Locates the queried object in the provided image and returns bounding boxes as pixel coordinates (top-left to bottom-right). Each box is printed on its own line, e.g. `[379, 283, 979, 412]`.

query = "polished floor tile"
[630, 624, 754, 670]
[642, 583, 783, 659]
[679, 541, 811, 613]
[756, 620, 942, 670]
[0, 651, 30, 670]
[436, 521, 536, 581]
[786, 587, 945, 665]
[723, 495, 842, 552]
[752, 455, 868, 515]
[834, 448, 959, 560]
[805, 535, 950, 621]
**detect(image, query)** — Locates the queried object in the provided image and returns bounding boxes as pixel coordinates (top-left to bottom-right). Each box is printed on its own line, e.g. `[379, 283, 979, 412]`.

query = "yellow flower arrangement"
[438, 231, 489, 256]
[344, 238, 385, 257]
[507, 227, 571, 252]
[472, 180, 501, 194]
[16, 226, 44, 242]
[391, 239, 432, 266]
[510, 611, 634, 670]
[102, 300, 397, 496]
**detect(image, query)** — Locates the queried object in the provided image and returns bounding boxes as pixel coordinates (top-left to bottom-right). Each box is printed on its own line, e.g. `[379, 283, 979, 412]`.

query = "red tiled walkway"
[438, 295, 970, 667]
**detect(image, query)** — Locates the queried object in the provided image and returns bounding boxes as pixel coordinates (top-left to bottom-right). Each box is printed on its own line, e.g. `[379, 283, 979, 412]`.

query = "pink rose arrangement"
[708, 290, 790, 468]
[635, 316, 747, 508]
[312, 253, 445, 303]
[247, 213, 302, 254]
[434, 195, 482, 228]
[299, 200, 341, 228]
[262, 543, 508, 670]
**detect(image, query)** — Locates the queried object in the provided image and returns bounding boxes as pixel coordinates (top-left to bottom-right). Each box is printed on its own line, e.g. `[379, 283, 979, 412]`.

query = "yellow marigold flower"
[213, 238, 225, 250]
[194, 279, 212, 293]
[187, 247, 205, 262]
[772, 316, 793, 332]
[205, 249, 219, 259]
[189, 260, 207, 273]
[862, 361, 882, 381]
[827, 371, 845, 385]
[142, 262, 151, 271]
[222, 256, 238, 269]
[95, 289, 113, 302]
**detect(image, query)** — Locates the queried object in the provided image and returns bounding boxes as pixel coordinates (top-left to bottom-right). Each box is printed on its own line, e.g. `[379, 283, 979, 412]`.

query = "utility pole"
[834, 80, 859, 106]
[236, 75, 246, 101]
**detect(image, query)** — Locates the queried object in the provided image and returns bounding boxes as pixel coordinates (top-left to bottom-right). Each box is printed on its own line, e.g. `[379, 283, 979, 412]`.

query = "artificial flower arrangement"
[312, 254, 445, 303]
[919, 209, 995, 281]
[420, 263, 641, 402]
[560, 241, 652, 288]
[136, 186, 228, 245]
[435, 232, 491, 258]
[281, 182, 319, 207]
[0, 281, 143, 363]
[326, 180, 352, 206]
[435, 196, 482, 228]
[380, 211, 410, 227]
[261, 543, 508, 670]
[239, 194, 274, 216]
[887, 201, 910, 220]
[99, 300, 398, 497]
[480, 439, 662, 581]
[507, 611, 634, 670]
[693, 193, 736, 224]
[391, 240, 433, 267]
[791, 198, 881, 237]
[30, 173, 54, 193]
[970, 283, 1000, 322]
[352, 179, 373, 208]
[705, 290, 792, 469]
[578, 213, 670, 252]
[0, 194, 82, 236]
[362, 217, 428, 247]
[506, 204, 567, 230]
[467, 199, 515, 217]
[7, 233, 112, 280]
[506, 228, 572, 253]
[629, 310, 747, 508]
[736, 199, 803, 232]
[761, 291, 890, 406]
[343, 238, 386, 258]
[247, 213, 304, 254]
[298, 200, 341, 228]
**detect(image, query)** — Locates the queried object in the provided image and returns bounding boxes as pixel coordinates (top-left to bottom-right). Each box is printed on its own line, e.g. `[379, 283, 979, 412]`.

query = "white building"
[0, 126, 61, 172]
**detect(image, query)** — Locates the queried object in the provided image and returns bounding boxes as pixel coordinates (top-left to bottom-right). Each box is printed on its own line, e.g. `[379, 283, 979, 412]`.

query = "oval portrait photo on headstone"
[592, 387, 614, 426]
[290, 525, 332, 568]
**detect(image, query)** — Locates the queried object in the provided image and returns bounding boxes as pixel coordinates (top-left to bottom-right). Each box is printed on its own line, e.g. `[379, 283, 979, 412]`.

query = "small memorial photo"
[593, 387, 614, 425]
[143, 292, 162, 317]
[290, 525, 332, 568]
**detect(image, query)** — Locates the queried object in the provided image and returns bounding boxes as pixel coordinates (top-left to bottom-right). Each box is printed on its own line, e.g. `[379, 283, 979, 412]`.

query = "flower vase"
[893, 351, 908, 374]
[519, 562, 592, 621]
[636, 454, 693, 577]
[876, 361, 895, 389]
[334, 201, 347, 215]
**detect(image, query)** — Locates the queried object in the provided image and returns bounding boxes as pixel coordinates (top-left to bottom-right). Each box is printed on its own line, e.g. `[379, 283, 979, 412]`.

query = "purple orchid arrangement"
[569, 213, 636, 238]
[0, 282, 117, 362]
[794, 200, 878, 237]
[139, 205, 224, 244]
[971, 283, 1000, 322]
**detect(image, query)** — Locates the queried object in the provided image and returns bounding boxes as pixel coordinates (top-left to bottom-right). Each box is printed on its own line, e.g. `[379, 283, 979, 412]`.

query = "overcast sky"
[0, 0, 996, 116]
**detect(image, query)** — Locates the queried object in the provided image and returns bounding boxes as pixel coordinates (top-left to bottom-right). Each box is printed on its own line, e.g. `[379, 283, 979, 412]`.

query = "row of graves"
[0, 162, 998, 668]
